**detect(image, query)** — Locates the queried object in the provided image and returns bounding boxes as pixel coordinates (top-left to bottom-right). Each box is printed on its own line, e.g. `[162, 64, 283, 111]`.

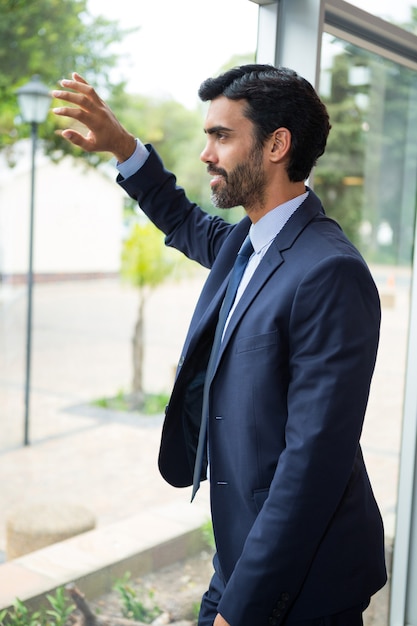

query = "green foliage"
[314, 52, 366, 245]
[192, 601, 201, 622]
[113, 573, 161, 623]
[121, 220, 181, 291]
[121, 218, 190, 401]
[0, 588, 74, 626]
[1, 0, 254, 215]
[45, 587, 75, 626]
[0, 0, 135, 162]
[0, 598, 40, 626]
[109, 90, 210, 208]
[143, 392, 169, 415]
[315, 34, 417, 263]
[91, 390, 169, 415]
[201, 519, 215, 550]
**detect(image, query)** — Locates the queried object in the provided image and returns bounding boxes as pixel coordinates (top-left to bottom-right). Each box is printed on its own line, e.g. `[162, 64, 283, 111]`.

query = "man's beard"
[209, 148, 266, 210]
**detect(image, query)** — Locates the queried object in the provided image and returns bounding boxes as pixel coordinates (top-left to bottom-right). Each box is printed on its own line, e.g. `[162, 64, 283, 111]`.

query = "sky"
[87, 0, 259, 109]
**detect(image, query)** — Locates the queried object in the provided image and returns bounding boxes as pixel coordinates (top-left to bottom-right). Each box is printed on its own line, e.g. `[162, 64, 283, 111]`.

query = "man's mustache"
[207, 166, 228, 180]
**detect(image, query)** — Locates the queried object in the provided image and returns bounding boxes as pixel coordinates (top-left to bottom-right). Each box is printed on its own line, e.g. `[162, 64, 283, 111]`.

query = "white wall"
[0, 147, 125, 276]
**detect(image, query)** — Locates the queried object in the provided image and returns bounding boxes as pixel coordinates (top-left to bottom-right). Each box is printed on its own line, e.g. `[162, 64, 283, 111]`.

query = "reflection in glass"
[316, 34, 417, 265]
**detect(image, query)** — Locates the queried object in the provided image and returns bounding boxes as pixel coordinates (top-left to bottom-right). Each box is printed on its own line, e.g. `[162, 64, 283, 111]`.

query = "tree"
[0, 0, 135, 164]
[313, 51, 368, 247]
[120, 218, 186, 408]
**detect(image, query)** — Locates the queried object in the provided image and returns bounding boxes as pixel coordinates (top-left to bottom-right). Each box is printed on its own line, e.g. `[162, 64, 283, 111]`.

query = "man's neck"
[245, 181, 307, 223]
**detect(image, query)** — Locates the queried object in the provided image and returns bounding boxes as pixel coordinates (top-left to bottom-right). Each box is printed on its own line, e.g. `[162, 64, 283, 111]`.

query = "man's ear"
[270, 128, 291, 162]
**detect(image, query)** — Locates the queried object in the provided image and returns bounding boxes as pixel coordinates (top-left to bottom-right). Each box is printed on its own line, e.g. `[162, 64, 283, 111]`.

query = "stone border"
[0, 502, 209, 612]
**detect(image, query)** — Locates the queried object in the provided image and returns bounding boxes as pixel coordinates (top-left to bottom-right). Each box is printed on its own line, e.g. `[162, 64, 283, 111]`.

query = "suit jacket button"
[281, 592, 290, 602]
[178, 356, 185, 367]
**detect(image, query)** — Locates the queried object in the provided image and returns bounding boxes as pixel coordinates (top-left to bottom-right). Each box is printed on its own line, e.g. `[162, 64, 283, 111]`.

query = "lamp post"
[16, 75, 51, 446]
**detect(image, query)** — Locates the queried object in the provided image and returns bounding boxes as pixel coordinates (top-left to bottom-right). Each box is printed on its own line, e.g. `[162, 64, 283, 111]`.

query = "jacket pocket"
[236, 330, 278, 353]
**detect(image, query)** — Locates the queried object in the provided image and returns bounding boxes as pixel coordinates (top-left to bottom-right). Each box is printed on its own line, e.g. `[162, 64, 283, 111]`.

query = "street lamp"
[16, 75, 51, 446]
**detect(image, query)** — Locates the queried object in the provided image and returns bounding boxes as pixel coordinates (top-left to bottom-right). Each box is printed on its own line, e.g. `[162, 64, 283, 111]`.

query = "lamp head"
[17, 75, 51, 124]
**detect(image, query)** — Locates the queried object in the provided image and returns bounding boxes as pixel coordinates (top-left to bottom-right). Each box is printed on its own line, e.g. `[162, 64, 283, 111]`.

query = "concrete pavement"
[0, 274, 211, 556]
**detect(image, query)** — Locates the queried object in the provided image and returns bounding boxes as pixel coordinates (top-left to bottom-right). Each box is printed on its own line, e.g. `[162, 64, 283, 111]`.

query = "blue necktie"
[191, 236, 254, 500]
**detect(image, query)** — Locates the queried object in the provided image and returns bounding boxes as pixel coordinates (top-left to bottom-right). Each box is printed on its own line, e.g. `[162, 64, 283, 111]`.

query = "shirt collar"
[250, 190, 309, 254]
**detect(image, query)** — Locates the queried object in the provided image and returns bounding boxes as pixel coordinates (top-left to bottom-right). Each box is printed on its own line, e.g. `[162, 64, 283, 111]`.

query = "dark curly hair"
[198, 64, 331, 182]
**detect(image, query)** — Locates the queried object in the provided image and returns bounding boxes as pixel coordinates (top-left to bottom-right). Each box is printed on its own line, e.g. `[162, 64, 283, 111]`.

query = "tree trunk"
[131, 289, 145, 409]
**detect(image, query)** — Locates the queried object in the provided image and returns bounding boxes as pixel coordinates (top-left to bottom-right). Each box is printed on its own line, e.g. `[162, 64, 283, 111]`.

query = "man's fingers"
[52, 88, 96, 110]
[52, 74, 101, 108]
[52, 104, 93, 134]
[60, 129, 94, 151]
[71, 72, 88, 85]
[60, 73, 93, 93]
[61, 129, 81, 143]
[51, 72, 132, 158]
[53, 104, 83, 119]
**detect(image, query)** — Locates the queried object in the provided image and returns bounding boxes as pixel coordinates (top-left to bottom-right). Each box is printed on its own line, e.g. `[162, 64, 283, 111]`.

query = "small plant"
[45, 587, 75, 626]
[113, 573, 162, 624]
[143, 392, 169, 415]
[91, 388, 129, 411]
[0, 598, 41, 626]
[0, 588, 74, 626]
[201, 519, 215, 550]
[91, 391, 169, 415]
[192, 601, 201, 622]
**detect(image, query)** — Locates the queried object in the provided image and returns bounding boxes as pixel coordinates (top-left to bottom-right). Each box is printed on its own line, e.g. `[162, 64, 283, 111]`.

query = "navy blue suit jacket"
[119, 147, 387, 625]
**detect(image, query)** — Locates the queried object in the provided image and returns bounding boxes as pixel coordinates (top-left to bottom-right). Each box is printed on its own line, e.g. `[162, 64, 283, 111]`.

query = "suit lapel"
[178, 217, 251, 363]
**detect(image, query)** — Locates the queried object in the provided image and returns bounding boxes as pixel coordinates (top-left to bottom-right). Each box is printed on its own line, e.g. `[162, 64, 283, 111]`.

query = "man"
[53, 64, 386, 626]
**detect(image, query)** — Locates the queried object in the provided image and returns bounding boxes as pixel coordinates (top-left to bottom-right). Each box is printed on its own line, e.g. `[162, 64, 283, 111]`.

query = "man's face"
[200, 97, 267, 211]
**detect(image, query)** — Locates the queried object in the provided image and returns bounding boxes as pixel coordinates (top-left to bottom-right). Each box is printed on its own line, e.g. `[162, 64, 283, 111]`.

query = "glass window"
[315, 31, 417, 624]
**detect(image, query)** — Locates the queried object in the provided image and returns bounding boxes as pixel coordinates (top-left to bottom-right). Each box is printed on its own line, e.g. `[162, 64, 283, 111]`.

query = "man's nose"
[200, 141, 216, 164]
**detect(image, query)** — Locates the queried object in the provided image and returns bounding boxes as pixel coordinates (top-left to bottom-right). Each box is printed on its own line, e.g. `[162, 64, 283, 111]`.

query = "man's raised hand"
[52, 72, 136, 163]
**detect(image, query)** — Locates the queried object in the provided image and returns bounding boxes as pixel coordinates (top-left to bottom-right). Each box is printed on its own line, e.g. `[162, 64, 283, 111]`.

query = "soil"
[90, 550, 215, 625]
[87, 547, 390, 626]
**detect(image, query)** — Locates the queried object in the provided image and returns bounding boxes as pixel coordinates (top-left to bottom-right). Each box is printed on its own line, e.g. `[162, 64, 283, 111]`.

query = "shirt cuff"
[116, 139, 150, 179]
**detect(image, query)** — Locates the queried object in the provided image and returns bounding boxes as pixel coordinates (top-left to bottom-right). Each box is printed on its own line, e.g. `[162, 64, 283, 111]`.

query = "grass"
[91, 389, 169, 415]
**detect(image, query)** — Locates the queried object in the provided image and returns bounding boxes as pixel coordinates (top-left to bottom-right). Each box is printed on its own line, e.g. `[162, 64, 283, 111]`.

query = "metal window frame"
[250, 1, 417, 624]
[325, 0, 417, 68]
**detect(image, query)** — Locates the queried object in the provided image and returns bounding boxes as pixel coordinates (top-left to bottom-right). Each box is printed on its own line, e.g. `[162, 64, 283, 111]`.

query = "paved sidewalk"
[0, 276, 211, 560]
[0, 409, 211, 560]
